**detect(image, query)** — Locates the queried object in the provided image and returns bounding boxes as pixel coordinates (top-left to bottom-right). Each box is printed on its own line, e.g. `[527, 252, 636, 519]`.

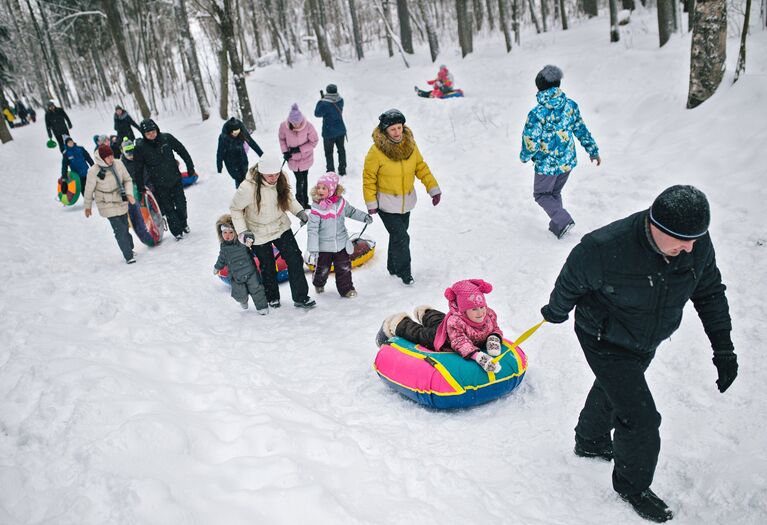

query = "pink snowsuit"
[278, 120, 319, 172]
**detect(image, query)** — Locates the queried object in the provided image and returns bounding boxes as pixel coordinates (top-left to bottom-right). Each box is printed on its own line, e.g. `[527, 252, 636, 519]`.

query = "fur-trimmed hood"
[371, 125, 415, 161]
[310, 183, 345, 203]
[215, 213, 236, 243]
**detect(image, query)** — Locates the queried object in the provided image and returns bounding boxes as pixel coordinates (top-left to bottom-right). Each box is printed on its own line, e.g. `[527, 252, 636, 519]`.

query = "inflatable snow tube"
[440, 89, 464, 99]
[57, 171, 81, 206]
[46, 139, 57, 149]
[374, 336, 527, 409]
[128, 189, 164, 246]
[218, 246, 288, 285]
[305, 237, 376, 272]
[181, 171, 199, 187]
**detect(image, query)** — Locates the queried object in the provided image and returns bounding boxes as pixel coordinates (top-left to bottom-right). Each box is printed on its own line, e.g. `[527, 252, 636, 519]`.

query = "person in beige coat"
[84, 144, 137, 263]
[229, 153, 315, 309]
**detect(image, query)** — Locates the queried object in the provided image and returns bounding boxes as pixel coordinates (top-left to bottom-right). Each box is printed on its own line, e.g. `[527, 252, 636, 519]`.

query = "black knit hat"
[535, 65, 563, 91]
[326, 83, 338, 94]
[139, 118, 159, 135]
[378, 109, 406, 131]
[649, 185, 710, 240]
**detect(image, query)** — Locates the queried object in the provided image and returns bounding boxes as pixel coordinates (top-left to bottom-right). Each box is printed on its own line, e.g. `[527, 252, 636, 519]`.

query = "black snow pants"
[293, 170, 309, 209]
[323, 136, 346, 175]
[394, 309, 445, 348]
[574, 326, 661, 496]
[153, 180, 188, 237]
[378, 210, 411, 280]
[108, 214, 135, 261]
[252, 229, 309, 304]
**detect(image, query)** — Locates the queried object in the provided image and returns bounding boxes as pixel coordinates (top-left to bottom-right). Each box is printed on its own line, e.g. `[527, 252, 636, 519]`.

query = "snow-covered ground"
[1, 12, 766, 525]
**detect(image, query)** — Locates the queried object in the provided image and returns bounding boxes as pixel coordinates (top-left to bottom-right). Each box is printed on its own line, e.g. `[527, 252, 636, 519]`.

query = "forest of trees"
[0, 0, 761, 144]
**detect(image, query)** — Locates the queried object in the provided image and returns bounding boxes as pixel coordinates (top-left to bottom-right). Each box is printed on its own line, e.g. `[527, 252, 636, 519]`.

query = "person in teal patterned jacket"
[520, 65, 601, 239]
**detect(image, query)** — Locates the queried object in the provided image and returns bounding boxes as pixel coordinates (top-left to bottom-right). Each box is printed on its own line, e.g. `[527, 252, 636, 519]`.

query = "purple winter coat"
[278, 120, 319, 172]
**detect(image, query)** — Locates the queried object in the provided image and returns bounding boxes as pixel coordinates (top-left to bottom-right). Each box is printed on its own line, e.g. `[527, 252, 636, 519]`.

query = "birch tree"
[397, 0, 415, 53]
[175, 0, 210, 121]
[687, 0, 727, 108]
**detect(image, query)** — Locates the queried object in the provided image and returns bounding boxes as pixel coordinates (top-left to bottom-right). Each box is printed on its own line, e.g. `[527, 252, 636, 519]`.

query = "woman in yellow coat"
[363, 109, 441, 285]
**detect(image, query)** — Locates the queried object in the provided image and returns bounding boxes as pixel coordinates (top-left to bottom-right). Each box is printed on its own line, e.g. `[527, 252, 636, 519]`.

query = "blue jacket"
[314, 96, 346, 139]
[520, 88, 599, 176]
[62, 144, 94, 178]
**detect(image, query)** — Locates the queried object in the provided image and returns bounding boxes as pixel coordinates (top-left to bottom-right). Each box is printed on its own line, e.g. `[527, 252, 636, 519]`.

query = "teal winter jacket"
[520, 88, 599, 176]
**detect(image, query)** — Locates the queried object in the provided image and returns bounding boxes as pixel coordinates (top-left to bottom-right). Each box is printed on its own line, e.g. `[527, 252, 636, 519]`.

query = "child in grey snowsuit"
[213, 214, 268, 313]
[307, 172, 372, 298]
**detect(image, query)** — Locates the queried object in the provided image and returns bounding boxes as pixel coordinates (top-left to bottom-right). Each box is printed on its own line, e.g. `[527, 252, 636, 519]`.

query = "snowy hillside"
[1, 11, 766, 525]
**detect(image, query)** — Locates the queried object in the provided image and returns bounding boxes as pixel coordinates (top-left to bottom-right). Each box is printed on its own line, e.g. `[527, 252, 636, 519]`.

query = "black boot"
[619, 488, 674, 523]
[574, 433, 613, 462]
[375, 323, 389, 347]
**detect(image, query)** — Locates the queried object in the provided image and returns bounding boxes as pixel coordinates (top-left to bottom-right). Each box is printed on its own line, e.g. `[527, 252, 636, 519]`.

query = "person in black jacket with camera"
[541, 185, 737, 523]
[133, 119, 196, 240]
[216, 117, 263, 188]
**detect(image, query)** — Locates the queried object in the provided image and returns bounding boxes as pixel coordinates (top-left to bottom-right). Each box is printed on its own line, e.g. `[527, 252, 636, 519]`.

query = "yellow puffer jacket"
[363, 126, 440, 214]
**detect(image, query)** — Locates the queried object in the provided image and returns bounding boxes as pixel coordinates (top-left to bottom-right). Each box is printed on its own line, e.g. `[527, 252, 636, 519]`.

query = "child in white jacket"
[307, 172, 372, 297]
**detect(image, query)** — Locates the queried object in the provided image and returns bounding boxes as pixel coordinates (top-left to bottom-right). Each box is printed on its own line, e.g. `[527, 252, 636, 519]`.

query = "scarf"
[322, 93, 341, 103]
[433, 300, 486, 351]
[318, 194, 340, 210]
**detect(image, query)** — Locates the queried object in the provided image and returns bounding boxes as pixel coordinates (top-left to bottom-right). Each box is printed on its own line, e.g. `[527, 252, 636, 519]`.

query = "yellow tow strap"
[492, 319, 547, 363]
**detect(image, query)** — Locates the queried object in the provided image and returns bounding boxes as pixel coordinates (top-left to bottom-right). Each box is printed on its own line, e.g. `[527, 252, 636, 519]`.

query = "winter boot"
[268, 299, 281, 308]
[256, 308, 268, 315]
[557, 221, 575, 240]
[385, 312, 410, 339]
[574, 433, 614, 462]
[240, 300, 249, 310]
[401, 275, 415, 286]
[413, 305, 434, 325]
[344, 289, 358, 298]
[315, 286, 325, 294]
[618, 488, 674, 523]
[294, 297, 317, 309]
[183, 225, 191, 234]
[375, 323, 389, 347]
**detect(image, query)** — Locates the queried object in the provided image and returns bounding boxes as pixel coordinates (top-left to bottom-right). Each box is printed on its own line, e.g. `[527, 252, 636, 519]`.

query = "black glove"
[320, 90, 324, 98]
[541, 305, 568, 324]
[712, 351, 738, 393]
[289, 146, 301, 154]
[283, 152, 292, 161]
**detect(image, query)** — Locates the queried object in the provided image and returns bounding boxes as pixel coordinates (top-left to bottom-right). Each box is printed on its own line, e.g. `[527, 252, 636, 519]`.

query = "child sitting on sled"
[307, 171, 373, 298]
[375, 279, 504, 373]
[213, 214, 269, 314]
[414, 65, 459, 98]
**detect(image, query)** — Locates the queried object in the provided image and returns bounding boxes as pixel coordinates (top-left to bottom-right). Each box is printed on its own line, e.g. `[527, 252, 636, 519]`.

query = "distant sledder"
[414, 65, 464, 99]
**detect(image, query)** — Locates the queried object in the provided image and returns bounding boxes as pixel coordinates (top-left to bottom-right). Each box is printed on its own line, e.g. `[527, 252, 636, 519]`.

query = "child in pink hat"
[307, 171, 373, 298]
[375, 279, 504, 373]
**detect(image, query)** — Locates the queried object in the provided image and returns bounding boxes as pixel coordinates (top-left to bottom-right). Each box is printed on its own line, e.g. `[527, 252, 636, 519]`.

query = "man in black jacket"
[44, 101, 72, 151]
[541, 185, 737, 523]
[133, 119, 195, 240]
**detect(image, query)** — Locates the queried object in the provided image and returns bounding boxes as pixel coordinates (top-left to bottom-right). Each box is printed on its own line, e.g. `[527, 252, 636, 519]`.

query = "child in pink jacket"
[278, 103, 319, 209]
[375, 279, 504, 373]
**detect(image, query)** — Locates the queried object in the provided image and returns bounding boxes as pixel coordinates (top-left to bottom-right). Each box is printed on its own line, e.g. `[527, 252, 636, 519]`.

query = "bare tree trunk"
[687, 0, 726, 108]
[375, 0, 411, 66]
[308, 0, 335, 68]
[486, 0, 496, 29]
[348, 0, 365, 59]
[417, 0, 440, 61]
[383, 0, 395, 57]
[609, 0, 620, 41]
[474, 0, 484, 30]
[0, 80, 12, 143]
[498, 0, 512, 51]
[528, 0, 542, 33]
[658, 0, 675, 46]
[218, 49, 229, 119]
[541, 0, 548, 32]
[456, 0, 474, 57]
[583, 0, 598, 17]
[101, 0, 151, 118]
[397, 0, 415, 53]
[734, 0, 752, 83]
[36, 0, 71, 106]
[175, 0, 210, 121]
[91, 47, 112, 97]
[512, 0, 520, 44]
[215, 0, 256, 128]
[559, 0, 568, 29]
[246, 0, 263, 57]
[7, 0, 50, 105]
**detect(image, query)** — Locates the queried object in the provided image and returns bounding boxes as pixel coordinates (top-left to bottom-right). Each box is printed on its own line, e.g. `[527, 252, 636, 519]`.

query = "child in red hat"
[375, 279, 504, 373]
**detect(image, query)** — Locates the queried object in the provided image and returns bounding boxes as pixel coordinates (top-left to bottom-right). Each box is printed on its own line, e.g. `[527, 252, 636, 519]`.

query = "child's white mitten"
[486, 335, 502, 357]
[473, 351, 502, 374]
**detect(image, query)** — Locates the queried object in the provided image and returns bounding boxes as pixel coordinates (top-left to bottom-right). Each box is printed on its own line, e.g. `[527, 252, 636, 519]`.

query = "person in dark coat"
[61, 135, 94, 194]
[133, 118, 195, 240]
[314, 84, 347, 175]
[121, 139, 136, 179]
[14, 100, 29, 122]
[44, 101, 72, 151]
[540, 185, 737, 523]
[216, 117, 263, 188]
[113, 105, 140, 142]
